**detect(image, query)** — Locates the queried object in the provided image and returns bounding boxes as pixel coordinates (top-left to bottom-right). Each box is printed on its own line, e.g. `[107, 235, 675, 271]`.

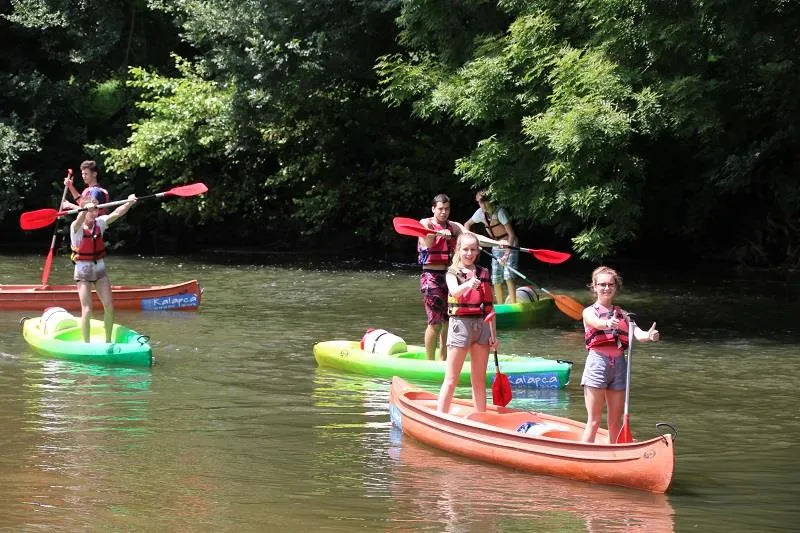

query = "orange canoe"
[0, 280, 201, 311]
[389, 377, 676, 493]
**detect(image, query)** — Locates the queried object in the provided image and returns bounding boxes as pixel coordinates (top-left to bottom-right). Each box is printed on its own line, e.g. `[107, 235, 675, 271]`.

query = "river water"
[0, 253, 797, 532]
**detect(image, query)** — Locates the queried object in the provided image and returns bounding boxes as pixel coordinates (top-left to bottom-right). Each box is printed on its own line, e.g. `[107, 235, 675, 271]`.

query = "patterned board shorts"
[491, 246, 519, 285]
[74, 260, 108, 283]
[580, 350, 627, 390]
[420, 270, 448, 325]
[447, 316, 491, 348]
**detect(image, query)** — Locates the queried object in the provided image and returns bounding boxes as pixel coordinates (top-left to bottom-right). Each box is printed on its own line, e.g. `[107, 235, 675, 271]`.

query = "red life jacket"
[71, 223, 106, 263]
[584, 304, 629, 350]
[447, 265, 494, 316]
[482, 210, 508, 240]
[417, 220, 456, 266]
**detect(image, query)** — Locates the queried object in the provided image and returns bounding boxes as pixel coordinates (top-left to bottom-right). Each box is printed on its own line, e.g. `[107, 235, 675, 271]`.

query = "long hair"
[449, 232, 480, 274]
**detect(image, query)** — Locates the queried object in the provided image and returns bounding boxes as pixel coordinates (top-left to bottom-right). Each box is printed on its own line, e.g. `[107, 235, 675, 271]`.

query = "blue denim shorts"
[580, 350, 627, 390]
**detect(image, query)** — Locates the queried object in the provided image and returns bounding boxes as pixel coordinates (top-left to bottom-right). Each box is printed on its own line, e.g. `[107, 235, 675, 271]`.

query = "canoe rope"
[19, 316, 30, 325]
[136, 335, 150, 346]
[655, 422, 678, 442]
[556, 359, 574, 365]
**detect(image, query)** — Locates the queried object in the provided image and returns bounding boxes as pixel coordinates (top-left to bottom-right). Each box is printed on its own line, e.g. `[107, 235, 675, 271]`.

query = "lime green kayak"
[494, 297, 556, 329]
[313, 340, 572, 389]
[21, 309, 153, 367]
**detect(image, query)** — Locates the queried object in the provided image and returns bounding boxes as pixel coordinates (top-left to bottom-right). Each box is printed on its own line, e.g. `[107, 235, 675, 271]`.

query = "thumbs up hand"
[647, 322, 660, 342]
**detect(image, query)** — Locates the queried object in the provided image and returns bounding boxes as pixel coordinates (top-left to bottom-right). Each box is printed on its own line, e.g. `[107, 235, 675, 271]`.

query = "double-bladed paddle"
[484, 311, 512, 407]
[479, 248, 584, 321]
[392, 216, 571, 264]
[20, 182, 208, 231]
[40, 168, 72, 286]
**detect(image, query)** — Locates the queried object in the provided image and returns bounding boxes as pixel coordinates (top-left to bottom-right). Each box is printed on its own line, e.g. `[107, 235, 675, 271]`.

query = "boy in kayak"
[70, 194, 138, 343]
[463, 190, 519, 304]
[418, 193, 464, 360]
[62, 160, 111, 214]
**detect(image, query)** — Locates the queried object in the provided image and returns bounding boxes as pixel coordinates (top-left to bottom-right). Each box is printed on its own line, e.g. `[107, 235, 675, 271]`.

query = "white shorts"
[74, 259, 108, 283]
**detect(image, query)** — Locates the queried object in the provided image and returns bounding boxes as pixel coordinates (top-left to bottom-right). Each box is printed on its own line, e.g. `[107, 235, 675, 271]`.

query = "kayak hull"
[22, 313, 153, 367]
[0, 280, 201, 311]
[313, 340, 572, 389]
[493, 298, 555, 329]
[390, 377, 675, 493]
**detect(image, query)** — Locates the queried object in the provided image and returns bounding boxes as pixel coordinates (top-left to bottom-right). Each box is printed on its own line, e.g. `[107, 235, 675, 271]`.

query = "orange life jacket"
[482, 210, 508, 240]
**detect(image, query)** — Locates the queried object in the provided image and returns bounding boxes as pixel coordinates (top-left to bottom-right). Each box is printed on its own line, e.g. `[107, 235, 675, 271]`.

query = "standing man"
[63, 160, 110, 214]
[418, 193, 463, 360]
[464, 190, 519, 304]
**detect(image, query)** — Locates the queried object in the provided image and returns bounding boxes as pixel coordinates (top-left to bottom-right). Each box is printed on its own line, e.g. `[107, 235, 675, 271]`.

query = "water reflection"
[387, 431, 675, 533]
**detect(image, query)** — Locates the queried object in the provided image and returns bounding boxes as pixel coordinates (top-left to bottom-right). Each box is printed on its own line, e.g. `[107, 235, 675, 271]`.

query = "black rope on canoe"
[19, 316, 30, 325]
[556, 359, 574, 366]
[655, 422, 678, 442]
[137, 335, 151, 346]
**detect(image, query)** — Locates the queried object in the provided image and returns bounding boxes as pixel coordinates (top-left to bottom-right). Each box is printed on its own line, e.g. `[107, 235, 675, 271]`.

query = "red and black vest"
[584, 304, 629, 351]
[71, 224, 106, 263]
[417, 220, 456, 266]
[447, 265, 494, 316]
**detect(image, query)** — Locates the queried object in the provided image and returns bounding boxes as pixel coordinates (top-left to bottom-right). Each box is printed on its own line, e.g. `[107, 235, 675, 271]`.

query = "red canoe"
[389, 377, 676, 493]
[0, 280, 201, 311]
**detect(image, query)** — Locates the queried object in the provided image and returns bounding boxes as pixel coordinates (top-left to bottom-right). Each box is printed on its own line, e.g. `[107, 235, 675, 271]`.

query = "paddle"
[617, 311, 636, 444]
[20, 182, 209, 231]
[392, 217, 571, 264]
[473, 233, 571, 264]
[479, 248, 583, 321]
[484, 311, 511, 407]
[40, 168, 72, 286]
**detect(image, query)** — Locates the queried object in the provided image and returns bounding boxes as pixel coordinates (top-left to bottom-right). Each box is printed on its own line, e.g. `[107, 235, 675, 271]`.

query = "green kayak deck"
[22, 312, 153, 367]
[313, 340, 571, 389]
[493, 297, 556, 329]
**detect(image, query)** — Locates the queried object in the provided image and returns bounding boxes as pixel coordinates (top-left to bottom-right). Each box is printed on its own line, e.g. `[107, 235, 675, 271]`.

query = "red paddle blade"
[20, 208, 60, 231]
[164, 182, 208, 197]
[41, 249, 55, 286]
[529, 249, 571, 264]
[492, 372, 512, 407]
[617, 415, 634, 443]
[392, 217, 434, 238]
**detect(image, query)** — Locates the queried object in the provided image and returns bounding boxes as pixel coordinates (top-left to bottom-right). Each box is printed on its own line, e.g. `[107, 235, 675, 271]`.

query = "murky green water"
[0, 253, 798, 532]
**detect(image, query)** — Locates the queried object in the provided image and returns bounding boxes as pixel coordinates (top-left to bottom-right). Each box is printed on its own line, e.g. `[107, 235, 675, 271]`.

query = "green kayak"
[313, 340, 572, 389]
[493, 297, 556, 329]
[21, 307, 153, 367]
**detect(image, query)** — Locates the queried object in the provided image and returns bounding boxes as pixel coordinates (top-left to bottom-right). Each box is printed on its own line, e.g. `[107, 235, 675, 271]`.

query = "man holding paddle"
[464, 190, 519, 304]
[62, 160, 110, 214]
[418, 193, 464, 361]
[70, 194, 137, 343]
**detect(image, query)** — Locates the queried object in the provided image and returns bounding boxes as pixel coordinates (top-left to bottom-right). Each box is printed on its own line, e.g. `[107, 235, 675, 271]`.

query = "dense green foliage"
[1, 0, 798, 266]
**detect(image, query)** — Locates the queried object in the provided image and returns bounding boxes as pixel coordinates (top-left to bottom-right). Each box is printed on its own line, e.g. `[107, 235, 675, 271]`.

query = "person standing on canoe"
[437, 232, 498, 414]
[581, 266, 661, 443]
[70, 194, 138, 343]
[62, 160, 111, 214]
[463, 190, 519, 304]
[418, 193, 463, 361]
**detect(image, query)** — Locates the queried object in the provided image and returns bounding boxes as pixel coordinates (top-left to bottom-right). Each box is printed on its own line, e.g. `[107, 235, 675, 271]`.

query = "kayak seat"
[466, 411, 543, 431]
[41, 307, 79, 336]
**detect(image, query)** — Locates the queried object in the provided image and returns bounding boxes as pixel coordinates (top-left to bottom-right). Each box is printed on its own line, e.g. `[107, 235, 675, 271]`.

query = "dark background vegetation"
[1, 1, 798, 270]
